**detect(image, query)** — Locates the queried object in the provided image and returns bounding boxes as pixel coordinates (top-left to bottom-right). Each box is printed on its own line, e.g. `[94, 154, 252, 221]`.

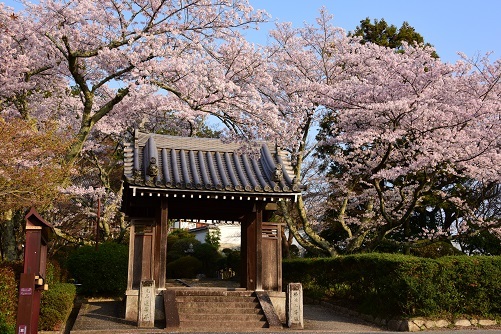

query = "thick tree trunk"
[279, 200, 337, 257]
[296, 196, 338, 256]
[0, 210, 21, 261]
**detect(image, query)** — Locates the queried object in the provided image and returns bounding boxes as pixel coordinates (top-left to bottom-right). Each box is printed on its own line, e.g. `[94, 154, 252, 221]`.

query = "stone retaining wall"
[314, 299, 499, 332]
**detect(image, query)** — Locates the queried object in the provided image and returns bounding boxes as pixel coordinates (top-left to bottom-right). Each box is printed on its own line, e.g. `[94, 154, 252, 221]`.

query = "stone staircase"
[164, 288, 269, 330]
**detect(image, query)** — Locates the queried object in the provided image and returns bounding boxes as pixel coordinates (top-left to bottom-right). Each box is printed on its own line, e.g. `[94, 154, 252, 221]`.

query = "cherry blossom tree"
[258, 11, 344, 256]
[1, 1, 499, 256]
[316, 42, 501, 253]
[1, 0, 275, 166]
[0, 0, 275, 251]
[256, 9, 500, 255]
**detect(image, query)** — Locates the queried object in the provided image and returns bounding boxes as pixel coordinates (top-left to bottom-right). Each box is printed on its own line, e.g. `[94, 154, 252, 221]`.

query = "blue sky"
[3, 0, 500, 64]
[245, 0, 501, 64]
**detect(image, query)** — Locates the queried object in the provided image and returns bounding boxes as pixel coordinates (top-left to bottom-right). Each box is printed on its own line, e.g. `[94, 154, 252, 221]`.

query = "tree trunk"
[296, 195, 338, 257]
[281, 228, 290, 259]
[0, 210, 21, 261]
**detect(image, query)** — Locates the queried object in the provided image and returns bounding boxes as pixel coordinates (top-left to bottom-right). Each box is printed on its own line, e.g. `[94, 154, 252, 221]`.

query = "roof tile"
[123, 131, 301, 196]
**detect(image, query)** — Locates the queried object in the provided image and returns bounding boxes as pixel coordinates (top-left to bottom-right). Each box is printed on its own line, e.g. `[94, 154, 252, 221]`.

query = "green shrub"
[45, 259, 68, 285]
[166, 256, 202, 278]
[434, 256, 501, 316]
[0, 313, 15, 334]
[218, 249, 241, 279]
[194, 243, 222, 278]
[167, 238, 201, 263]
[283, 254, 501, 319]
[39, 283, 76, 331]
[66, 242, 128, 296]
[0, 263, 18, 331]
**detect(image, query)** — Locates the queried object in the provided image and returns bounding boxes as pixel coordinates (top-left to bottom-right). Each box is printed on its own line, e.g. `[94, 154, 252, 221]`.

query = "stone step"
[178, 320, 268, 329]
[178, 303, 261, 312]
[175, 295, 258, 303]
[165, 289, 269, 330]
[180, 313, 266, 322]
[174, 289, 254, 297]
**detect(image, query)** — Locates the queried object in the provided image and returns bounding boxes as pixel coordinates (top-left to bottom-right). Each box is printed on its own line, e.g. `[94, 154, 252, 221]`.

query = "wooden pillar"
[240, 216, 248, 289]
[155, 199, 168, 289]
[255, 203, 263, 291]
[126, 222, 135, 292]
[125, 218, 155, 321]
[244, 203, 264, 291]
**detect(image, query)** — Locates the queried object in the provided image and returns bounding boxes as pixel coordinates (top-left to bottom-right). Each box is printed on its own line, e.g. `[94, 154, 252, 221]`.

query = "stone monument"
[286, 282, 304, 329]
[138, 280, 155, 327]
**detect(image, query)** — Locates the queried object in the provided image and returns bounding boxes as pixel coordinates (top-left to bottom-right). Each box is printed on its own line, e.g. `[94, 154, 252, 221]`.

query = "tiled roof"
[123, 131, 301, 196]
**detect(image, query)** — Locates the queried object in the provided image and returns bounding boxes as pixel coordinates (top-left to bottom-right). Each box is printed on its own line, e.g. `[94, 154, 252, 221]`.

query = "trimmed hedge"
[39, 283, 76, 331]
[0, 260, 76, 332]
[167, 256, 202, 278]
[67, 242, 128, 296]
[283, 254, 501, 319]
[0, 263, 17, 334]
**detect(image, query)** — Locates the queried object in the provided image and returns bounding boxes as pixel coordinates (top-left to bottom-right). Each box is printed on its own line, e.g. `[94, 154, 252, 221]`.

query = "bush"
[45, 259, 69, 285]
[39, 283, 76, 331]
[0, 313, 15, 334]
[283, 254, 501, 319]
[166, 256, 202, 278]
[0, 263, 18, 332]
[66, 242, 128, 296]
[167, 238, 201, 263]
[218, 249, 241, 279]
[0, 260, 72, 333]
[194, 243, 222, 278]
[434, 256, 501, 316]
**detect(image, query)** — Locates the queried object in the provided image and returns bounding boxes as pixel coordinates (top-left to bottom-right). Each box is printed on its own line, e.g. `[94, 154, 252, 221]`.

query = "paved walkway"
[66, 298, 501, 334]
[68, 299, 382, 333]
[63, 280, 501, 334]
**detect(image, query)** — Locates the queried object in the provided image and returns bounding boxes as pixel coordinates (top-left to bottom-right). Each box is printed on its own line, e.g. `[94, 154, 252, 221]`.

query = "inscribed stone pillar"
[138, 280, 155, 327]
[286, 283, 304, 329]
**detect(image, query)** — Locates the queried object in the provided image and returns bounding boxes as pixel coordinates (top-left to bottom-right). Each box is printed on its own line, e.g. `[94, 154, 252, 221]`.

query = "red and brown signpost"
[16, 207, 53, 334]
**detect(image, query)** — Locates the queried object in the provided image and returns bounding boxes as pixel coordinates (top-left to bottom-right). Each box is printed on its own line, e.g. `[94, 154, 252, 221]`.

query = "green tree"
[0, 117, 70, 260]
[204, 228, 221, 249]
[349, 17, 438, 58]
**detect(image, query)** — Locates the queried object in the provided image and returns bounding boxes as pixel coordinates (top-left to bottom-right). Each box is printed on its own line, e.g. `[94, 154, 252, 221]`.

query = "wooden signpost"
[16, 208, 52, 334]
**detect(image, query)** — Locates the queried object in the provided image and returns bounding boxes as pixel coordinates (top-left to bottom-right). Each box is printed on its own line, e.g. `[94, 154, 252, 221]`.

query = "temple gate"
[121, 131, 302, 324]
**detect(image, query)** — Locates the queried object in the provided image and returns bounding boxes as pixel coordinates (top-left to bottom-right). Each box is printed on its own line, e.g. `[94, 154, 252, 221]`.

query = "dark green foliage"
[0, 263, 17, 333]
[434, 257, 501, 316]
[204, 229, 221, 249]
[0, 314, 15, 334]
[45, 259, 69, 285]
[219, 248, 241, 278]
[283, 254, 501, 319]
[66, 242, 128, 296]
[167, 229, 200, 263]
[349, 17, 438, 58]
[350, 18, 421, 48]
[167, 238, 201, 262]
[459, 230, 501, 255]
[194, 243, 222, 278]
[167, 227, 197, 244]
[39, 283, 76, 331]
[167, 228, 225, 278]
[410, 241, 464, 258]
[166, 256, 202, 278]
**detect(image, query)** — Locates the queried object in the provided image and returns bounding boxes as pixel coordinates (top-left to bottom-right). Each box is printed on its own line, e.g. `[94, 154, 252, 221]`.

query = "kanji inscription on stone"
[286, 283, 304, 329]
[138, 280, 155, 328]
